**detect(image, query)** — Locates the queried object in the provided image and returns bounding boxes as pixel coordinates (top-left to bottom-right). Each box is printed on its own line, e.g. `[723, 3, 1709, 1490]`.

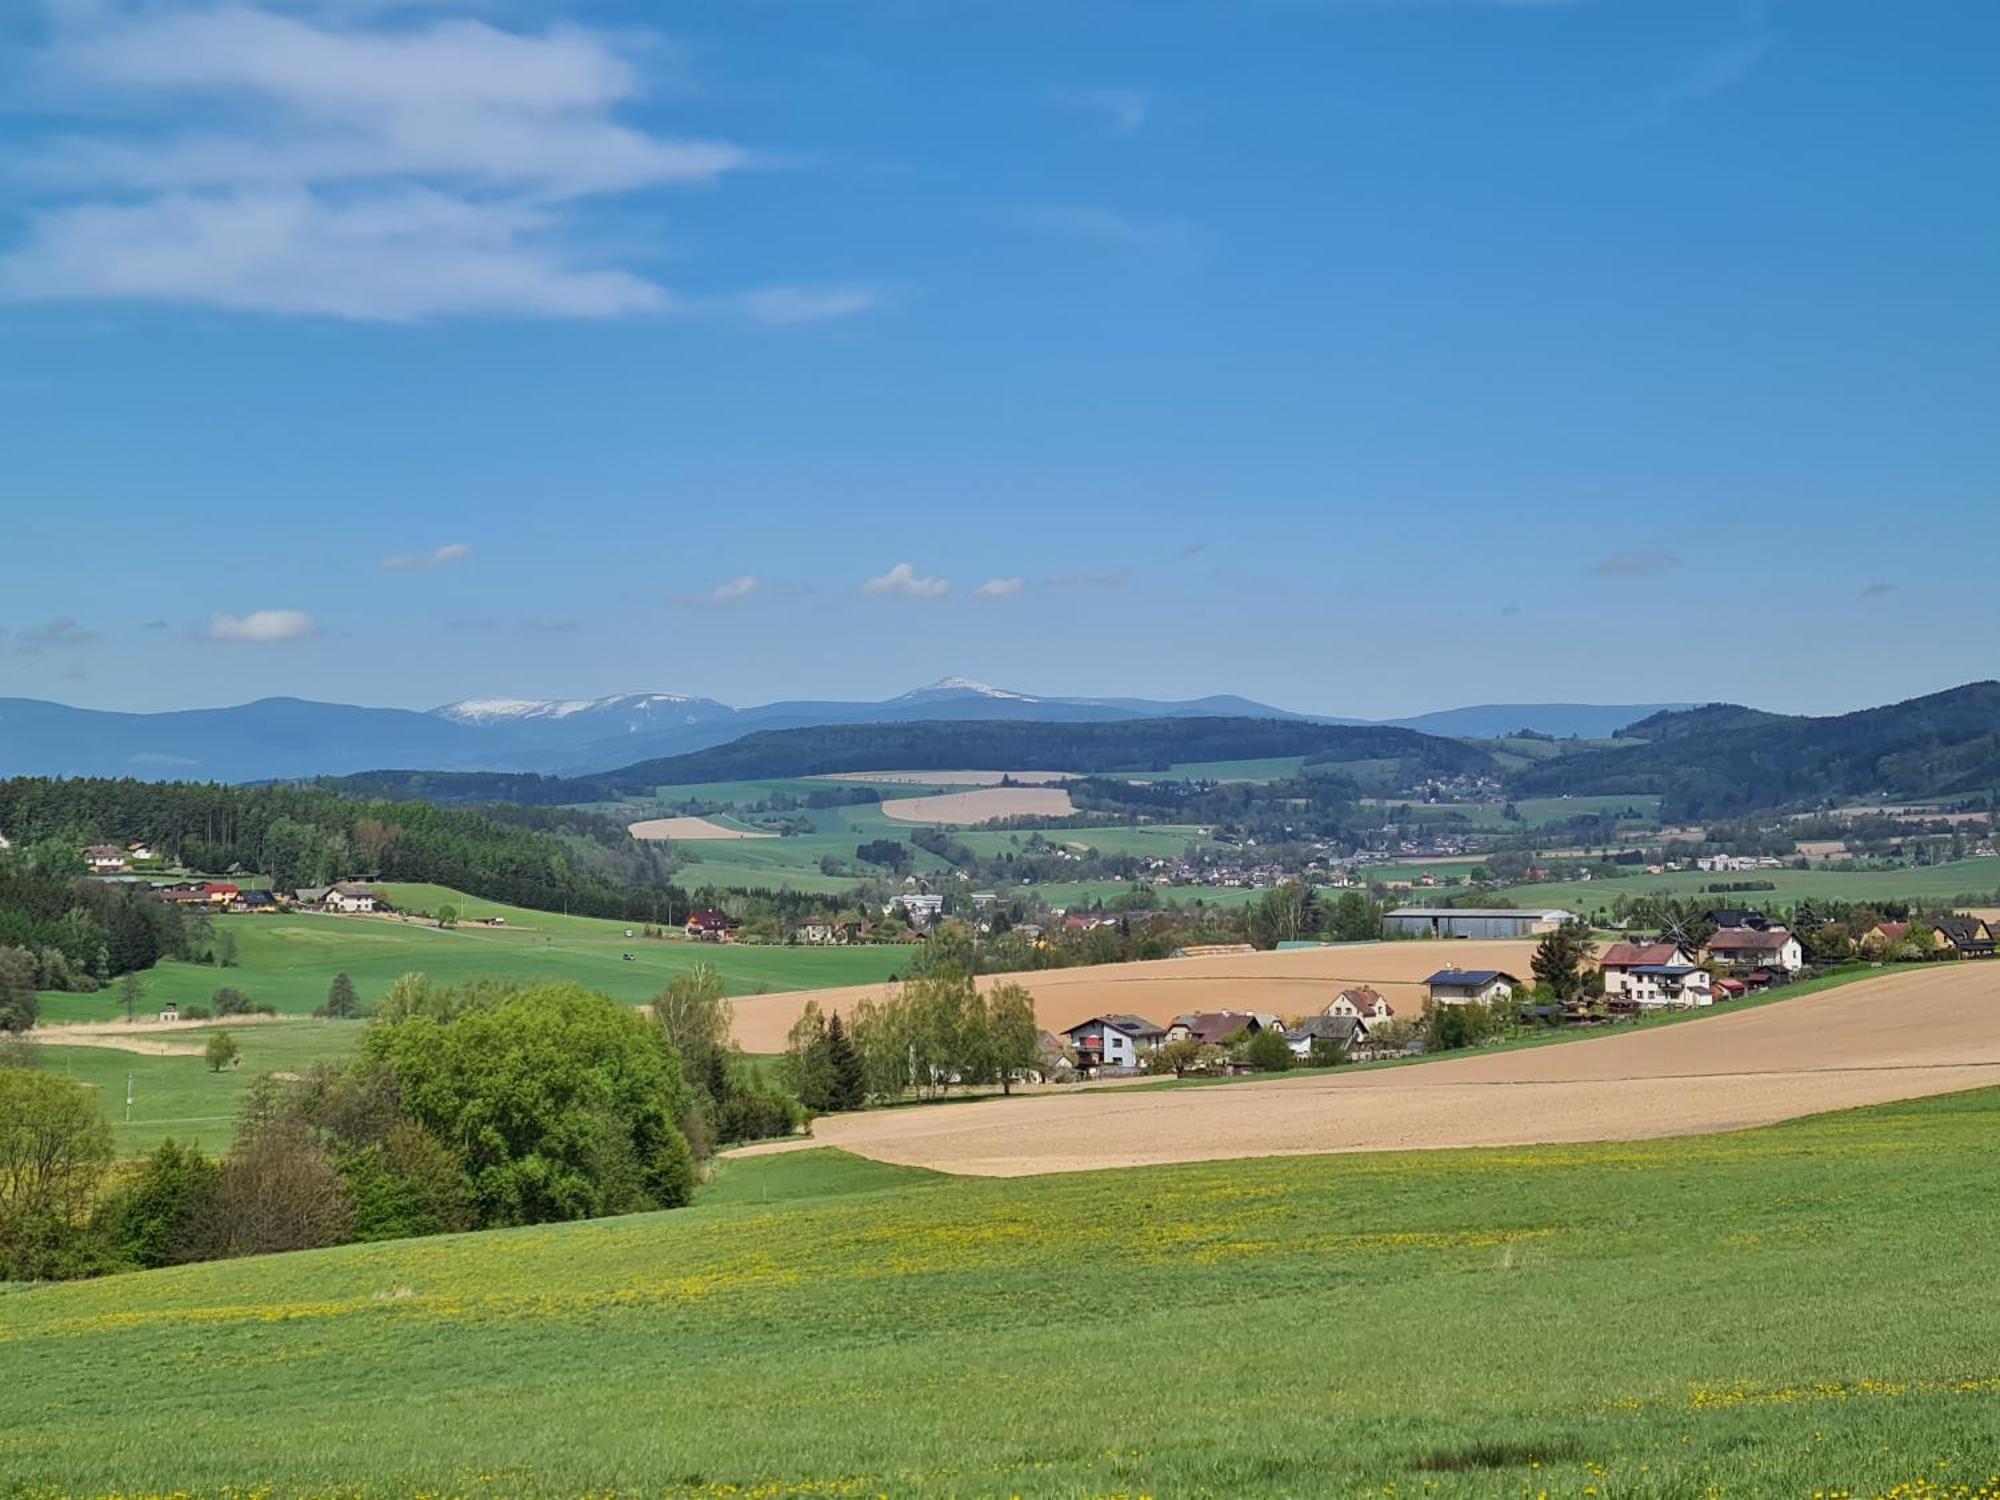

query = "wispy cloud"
[860, 562, 950, 600]
[971, 577, 1024, 600]
[1047, 86, 1152, 136]
[1045, 567, 1130, 592]
[682, 574, 759, 606]
[380, 541, 472, 571]
[0, 4, 870, 323]
[1859, 581, 1899, 599]
[1588, 550, 1682, 577]
[207, 608, 317, 642]
[1017, 204, 1192, 252]
[12, 617, 101, 652]
[1659, 37, 1771, 105]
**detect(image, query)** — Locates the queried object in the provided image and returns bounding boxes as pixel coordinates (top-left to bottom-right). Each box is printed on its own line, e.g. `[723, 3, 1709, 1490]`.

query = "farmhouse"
[201, 882, 240, 906]
[1598, 941, 1712, 1008]
[1424, 968, 1520, 1007]
[1323, 985, 1395, 1023]
[1061, 1015, 1165, 1072]
[791, 919, 838, 946]
[1167, 1010, 1282, 1045]
[1385, 907, 1575, 941]
[324, 883, 379, 915]
[685, 908, 735, 942]
[1286, 1013, 1368, 1060]
[83, 844, 129, 874]
[1706, 926, 1804, 975]
[232, 889, 281, 913]
[1933, 915, 1996, 958]
[1859, 920, 1911, 954]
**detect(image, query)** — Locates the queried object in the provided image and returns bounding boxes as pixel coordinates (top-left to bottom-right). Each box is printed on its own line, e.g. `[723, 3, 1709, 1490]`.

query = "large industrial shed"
[1385, 907, 1577, 941]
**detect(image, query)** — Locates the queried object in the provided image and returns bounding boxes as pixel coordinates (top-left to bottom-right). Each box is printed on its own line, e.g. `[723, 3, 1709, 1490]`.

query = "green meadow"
[34, 889, 912, 1025]
[5, 1091, 2000, 1496]
[33, 1021, 366, 1156]
[1501, 857, 2000, 916]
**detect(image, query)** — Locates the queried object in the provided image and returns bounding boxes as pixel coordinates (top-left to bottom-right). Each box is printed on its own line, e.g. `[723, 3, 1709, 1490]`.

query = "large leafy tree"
[368, 983, 696, 1226]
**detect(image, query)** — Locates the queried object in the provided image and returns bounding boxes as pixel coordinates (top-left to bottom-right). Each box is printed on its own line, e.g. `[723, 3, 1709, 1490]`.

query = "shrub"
[1243, 1027, 1296, 1072]
[0, 1071, 114, 1280]
[714, 1090, 807, 1145]
[93, 1139, 220, 1269]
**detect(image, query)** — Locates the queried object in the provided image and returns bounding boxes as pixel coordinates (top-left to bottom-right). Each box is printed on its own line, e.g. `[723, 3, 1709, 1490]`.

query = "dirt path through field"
[728, 938, 1539, 1052]
[735, 963, 2000, 1175]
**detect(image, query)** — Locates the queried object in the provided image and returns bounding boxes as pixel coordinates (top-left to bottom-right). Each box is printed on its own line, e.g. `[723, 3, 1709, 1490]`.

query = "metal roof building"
[1385, 906, 1577, 941]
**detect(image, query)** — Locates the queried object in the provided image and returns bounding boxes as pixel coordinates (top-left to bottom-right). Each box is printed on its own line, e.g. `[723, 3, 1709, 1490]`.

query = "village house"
[1598, 940, 1713, 1009]
[1706, 926, 1804, 976]
[1423, 968, 1520, 1008]
[684, 908, 735, 942]
[1286, 1013, 1369, 1060]
[1932, 915, 1996, 959]
[126, 841, 156, 862]
[1166, 1010, 1283, 1045]
[83, 844, 129, 874]
[294, 886, 331, 908]
[324, 883, 379, 915]
[1385, 906, 1576, 940]
[1322, 985, 1395, 1024]
[232, 889, 282, 914]
[201, 881, 240, 906]
[791, 918, 838, 946]
[1061, 1014, 1166, 1072]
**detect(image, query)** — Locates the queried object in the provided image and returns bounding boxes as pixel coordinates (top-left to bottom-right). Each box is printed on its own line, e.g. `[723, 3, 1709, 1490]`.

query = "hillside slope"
[5, 1088, 1999, 1496]
[1512, 681, 2000, 815]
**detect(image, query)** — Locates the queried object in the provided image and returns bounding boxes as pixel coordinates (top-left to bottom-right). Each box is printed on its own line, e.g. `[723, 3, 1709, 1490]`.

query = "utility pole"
[125, 1073, 134, 1124]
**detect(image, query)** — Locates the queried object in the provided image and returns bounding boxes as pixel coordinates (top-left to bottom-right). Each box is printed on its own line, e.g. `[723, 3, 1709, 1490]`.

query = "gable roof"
[1424, 969, 1518, 988]
[1709, 926, 1793, 951]
[1173, 1011, 1269, 1041]
[1600, 941, 1687, 968]
[1064, 1014, 1165, 1040]
[1933, 915, 1992, 945]
[1289, 1015, 1364, 1045]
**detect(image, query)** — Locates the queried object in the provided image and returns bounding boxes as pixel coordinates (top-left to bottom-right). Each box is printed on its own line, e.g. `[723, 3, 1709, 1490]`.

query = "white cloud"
[971, 577, 1024, 600]
[860, 562, 950, 600]
[0, 4, 844, 322]
[707, 574, 759, 604]
[379, 540, 474, 571]
[1047, 86, 1151, 136]
[207, 608, 317, 642]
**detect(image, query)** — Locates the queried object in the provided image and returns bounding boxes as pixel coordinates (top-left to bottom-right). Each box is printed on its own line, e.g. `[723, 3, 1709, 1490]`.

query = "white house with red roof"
[1598, 940, 1713, 1008]
[1706, 926, 1804, 976]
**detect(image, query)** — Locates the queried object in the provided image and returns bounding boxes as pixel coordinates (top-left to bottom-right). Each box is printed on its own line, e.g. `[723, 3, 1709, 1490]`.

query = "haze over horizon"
[3, 0, 1994, 720]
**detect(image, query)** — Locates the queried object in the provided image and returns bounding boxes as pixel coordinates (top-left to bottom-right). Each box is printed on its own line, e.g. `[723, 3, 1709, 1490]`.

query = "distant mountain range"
[0, 678, 1694, 784]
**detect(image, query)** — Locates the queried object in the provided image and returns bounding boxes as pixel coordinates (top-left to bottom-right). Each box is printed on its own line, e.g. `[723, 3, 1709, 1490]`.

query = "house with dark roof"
[684, 908, 736, 942]
[1933, 915, 1995, 958]
[1166, 1010, 1283, 1045]
[1704, 908, 1771, 932]
[1061, 1014, 1165, 1072]
[1424, 968, 1520, 1007]
[1285, 1013, 1367, 1060]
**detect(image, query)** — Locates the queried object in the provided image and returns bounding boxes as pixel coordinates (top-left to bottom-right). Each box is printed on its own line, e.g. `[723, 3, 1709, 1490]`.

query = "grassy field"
[35, 889, 914, 1025]
[1502, 857, 2000, 915]
[33, 1021, 365, 1155]
[6, 1091, 2000, 1495]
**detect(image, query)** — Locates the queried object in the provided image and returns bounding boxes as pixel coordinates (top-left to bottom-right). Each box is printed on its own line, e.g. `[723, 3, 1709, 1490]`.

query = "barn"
[1384, 906, 1576, 941]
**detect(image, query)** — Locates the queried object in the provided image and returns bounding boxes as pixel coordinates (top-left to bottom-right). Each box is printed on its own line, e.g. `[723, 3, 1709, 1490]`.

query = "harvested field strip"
[877, 786, 1076, 824]
[738, 962, 2000, 1175]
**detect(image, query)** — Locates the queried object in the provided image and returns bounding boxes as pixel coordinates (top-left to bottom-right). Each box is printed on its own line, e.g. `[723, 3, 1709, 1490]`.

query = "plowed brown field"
[736, 963, 2000, 1175]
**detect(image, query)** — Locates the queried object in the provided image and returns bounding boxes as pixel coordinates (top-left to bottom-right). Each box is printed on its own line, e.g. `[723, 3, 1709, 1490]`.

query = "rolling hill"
[1512, 681, 2000, 816]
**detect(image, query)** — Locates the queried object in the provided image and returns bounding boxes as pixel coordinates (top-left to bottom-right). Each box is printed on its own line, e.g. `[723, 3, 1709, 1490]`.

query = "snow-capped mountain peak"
[431, 692, 727, 727]
[896, 676, 1040, 702]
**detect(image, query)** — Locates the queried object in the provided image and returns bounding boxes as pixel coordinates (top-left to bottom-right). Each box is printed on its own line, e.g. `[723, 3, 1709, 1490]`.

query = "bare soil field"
[727, 938, 1539, 1052]
[627, 816, 776, 841]
[878, 786, 1076, 825]
[811, 769, 1078, 786]
[30, 1012, 285, 1054]
[739, 963, 2000, 1175]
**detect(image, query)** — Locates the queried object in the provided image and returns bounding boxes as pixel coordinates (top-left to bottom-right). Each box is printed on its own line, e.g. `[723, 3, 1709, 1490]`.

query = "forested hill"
[0, 778, 683, 923]
[320, 717, 1502, 804]
[1511, 682, 2000, 818]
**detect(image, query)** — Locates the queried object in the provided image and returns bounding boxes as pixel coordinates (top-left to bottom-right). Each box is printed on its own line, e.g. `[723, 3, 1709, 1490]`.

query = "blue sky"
[1, 0, 1994, 719]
